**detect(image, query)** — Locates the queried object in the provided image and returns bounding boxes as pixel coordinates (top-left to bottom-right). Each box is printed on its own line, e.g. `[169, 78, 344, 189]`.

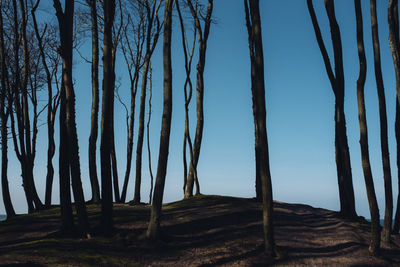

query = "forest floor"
[0, 195, 399, 266]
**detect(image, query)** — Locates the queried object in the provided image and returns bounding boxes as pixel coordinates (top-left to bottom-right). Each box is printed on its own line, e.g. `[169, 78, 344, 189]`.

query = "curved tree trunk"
[184, 0, 214, 199]
[355, 0, 380, 255]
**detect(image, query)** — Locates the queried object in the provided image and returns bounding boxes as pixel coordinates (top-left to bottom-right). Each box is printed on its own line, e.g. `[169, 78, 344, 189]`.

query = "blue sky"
[1, 0, 399, 220]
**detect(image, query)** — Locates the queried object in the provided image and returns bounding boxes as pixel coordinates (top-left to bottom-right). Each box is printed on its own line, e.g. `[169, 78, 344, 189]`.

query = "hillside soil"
[0, 195, 399, 266]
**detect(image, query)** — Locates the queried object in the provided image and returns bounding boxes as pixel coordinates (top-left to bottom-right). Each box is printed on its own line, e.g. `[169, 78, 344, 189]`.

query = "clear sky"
[1, 0, 399, 220]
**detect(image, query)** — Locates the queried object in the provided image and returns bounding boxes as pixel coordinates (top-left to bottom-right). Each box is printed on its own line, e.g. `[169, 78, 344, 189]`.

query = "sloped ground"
[0, 195, 399, 266]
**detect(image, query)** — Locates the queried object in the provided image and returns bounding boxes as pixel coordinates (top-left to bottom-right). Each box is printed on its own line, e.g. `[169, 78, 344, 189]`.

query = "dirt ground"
[0, 195, 399, 266]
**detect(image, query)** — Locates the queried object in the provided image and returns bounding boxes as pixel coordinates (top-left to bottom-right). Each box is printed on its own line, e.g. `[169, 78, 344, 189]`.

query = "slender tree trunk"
[307, 0, 356, 218]
[133, 1, 161, 204]
[146, 0, 173, 240]
[147, 66, 154, 204]
[133, 59, 150, 204]
[100, 0, 116, 233]
[0, 0, 16, 218]
[32, 0, 57, 208]
[355, 0, 380, 255]
[370, 0, 393, 242]
[388, 0, 400, 235]
[185, 0, 213, 199]
[245, 0, 275, 257]
[111, 132, 120, 203]
[19, 0, 43, 211]
[88, 0, 101, 204]
[393, 101, 400, 233]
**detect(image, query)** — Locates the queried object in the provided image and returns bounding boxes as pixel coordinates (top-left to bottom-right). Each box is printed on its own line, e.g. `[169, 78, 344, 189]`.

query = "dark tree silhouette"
[307, 0, 356, 218]
[133, 0, 162, 205]
[355, 0, 380, 255]
[244, 0, 275, 257]
[119, 3, 146, 203]
[370, 0, 392, 242]
[146, 0, 173, 240]
[0, 0, 16, 218]
[54, 0, 89, 236]
[388, 0, 400, 235]
[100, 0, 116, 233]
[184, 0, 213, 199]
[86, 0, 101, 204]
[176, 0, 198, 197]
[32, 0, 61, 208]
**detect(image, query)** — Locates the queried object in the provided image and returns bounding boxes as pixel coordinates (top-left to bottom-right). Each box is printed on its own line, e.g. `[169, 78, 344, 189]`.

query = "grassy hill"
[0, 195, 399, 266]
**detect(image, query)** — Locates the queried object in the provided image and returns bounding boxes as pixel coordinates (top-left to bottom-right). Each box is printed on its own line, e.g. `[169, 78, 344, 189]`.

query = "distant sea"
[0, 215, 6, 221]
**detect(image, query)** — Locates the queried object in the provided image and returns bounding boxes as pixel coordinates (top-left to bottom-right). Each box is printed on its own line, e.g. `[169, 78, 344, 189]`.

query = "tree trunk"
[355, 0, 380, 255]
[32, 0, 57, 208]
[370, 0, 393, 242]
[100, 0, 116, 233]
[146, 0, 173, 240]
[245, 0, 275, 257]
[0, 0, 16, 218]
[54, 0, 89, 236]
[388, 0, 400, 235]
[88, 0, 101, 204]
[184, 0, 213, 199]
[307, 0, 356, 218]
[393, 101, 400, 233]
[58, 78, 74, 233]
[133, 59, 150, 204]
[111, 133, 120, 203]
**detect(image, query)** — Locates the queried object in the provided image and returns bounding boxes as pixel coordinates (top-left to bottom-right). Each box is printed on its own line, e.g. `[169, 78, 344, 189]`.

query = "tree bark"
[146, 0, 173, 240]
[87, 0, 101, 204]
[355, 0, 380, 255]
[307, 0, 356, 218]
[245, 0, 275, 257]
[100, 0, 116, 233]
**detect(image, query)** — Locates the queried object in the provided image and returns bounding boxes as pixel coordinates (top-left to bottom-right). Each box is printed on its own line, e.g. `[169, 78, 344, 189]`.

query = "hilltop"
[0, 195, 399, 266]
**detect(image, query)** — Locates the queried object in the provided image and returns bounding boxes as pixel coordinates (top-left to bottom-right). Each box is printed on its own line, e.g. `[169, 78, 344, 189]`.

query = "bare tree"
[132, 0, 162, 205]
[370, 0, 393, 242]
[32, 0, 61, 208]
[176, 0, 198, 196]
[244, 0, 275, 257]
[119, 4, 146, 203]
[100, 0, 116, 232]
[54, 0, 89, 236]
[388, 0, 400, 235]
[307, 0, 356, 218]
[355, 0, 380, 255]
[146, 0, 173, 240]
[0, 0, 16, 218]
[184, 0, 213, 199]
[86, 0, 101, 204]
